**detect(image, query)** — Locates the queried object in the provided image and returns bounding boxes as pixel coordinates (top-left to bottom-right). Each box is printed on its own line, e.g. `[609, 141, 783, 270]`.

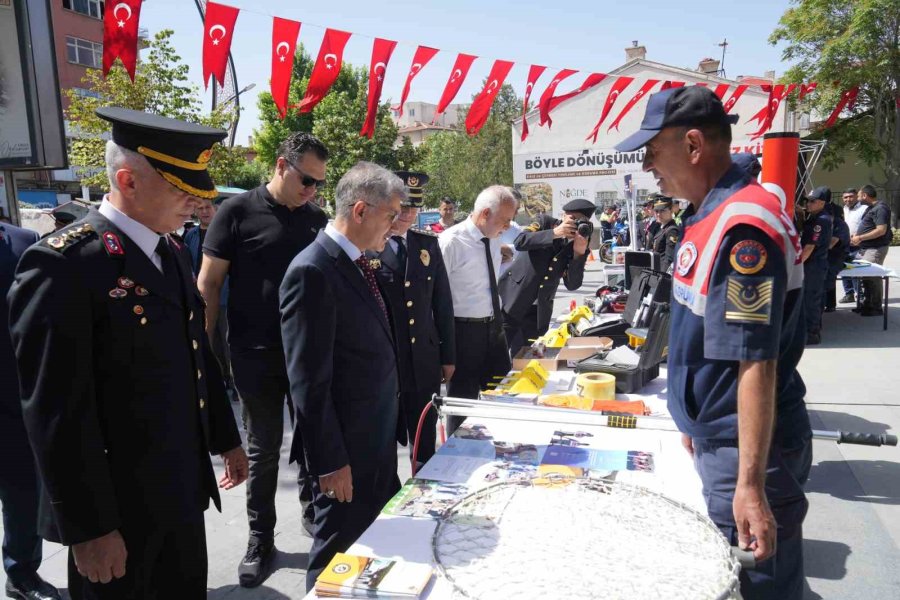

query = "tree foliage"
[770, 0, 900, 211]
[65, 30, 246, 191]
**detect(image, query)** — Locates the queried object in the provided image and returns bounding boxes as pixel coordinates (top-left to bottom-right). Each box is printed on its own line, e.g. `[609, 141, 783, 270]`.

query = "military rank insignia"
[729, 240, 767, 275]
[420, 249, 430, 266]
[102, 231, 125, 256]
[725, 275, 774, 325]
[525, 221, 541, 232]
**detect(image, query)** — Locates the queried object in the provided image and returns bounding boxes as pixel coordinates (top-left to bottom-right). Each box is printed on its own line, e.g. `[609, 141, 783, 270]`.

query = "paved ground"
[3, 250, 899, 599]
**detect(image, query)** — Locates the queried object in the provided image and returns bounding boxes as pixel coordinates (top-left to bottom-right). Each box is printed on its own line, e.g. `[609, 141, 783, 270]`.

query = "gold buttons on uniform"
[406, 301, 413, 307]
[548, 266, 554, 272]
[189, 311, 194, 320]
[133, 305, 144, 315]
[544, 276, 549, 280]
[140, 317, 148, 325]
[411, 337, 416, 344]
[404, 281, 411, 288]
[192, 340, 199, 350]
[553, 257, 558, 262]
[427, 276, 431, 281]
[199, 399, 205, 409]
[409, 318, 415, 325]
[539, 285, 544, 289]
[197, 369, 202, 380]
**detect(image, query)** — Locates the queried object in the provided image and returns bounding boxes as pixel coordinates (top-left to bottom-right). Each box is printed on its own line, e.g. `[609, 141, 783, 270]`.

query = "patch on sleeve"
[729, 239, 767, 275]
[725, 275, 774, 325]
[525, 221, 541, 232]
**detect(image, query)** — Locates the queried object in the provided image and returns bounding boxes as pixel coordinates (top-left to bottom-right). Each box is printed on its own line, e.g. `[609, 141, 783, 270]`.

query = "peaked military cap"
[96, 107, 227, 200]
[394, 171, 430, 207]
[561, 198, 596, 218]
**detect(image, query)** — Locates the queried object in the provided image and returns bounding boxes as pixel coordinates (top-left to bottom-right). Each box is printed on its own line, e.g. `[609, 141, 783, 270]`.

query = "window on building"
[636, 189, 649, 202]
[410, 108, 415, 117]
[597, 191, 618, 204]
[63, 0, 104, 19]
[66, 37, 103, 69]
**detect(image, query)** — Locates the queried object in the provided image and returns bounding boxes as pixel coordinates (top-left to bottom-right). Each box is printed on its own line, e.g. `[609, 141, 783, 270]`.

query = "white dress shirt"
[844, 202, 867, 237]
[498, 221, 523, 278]
[99, 198, 165, 272]
[439, 217, 502, 319]
[324, 223, 363, 263]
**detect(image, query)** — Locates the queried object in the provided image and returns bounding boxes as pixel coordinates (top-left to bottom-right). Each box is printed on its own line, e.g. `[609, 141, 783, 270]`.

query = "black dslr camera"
[575, 219, 594, 238]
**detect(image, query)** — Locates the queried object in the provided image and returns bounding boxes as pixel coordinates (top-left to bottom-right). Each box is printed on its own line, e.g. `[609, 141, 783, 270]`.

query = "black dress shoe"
[238, 538, 275, 588]
[5, 575, 62, 600]
[806, 331, 821, 345]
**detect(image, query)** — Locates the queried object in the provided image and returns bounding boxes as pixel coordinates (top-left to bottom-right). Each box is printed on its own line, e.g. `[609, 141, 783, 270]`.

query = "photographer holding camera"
[499, 198, 593, 355]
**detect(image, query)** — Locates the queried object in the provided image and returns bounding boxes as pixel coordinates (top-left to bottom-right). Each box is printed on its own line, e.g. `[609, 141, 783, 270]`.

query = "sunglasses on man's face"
[287, 162, 326, 189]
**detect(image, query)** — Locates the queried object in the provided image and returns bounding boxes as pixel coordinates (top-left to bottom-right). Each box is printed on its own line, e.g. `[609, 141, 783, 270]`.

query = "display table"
[837, 261, 899, 330]
[304, 368, 703, 599]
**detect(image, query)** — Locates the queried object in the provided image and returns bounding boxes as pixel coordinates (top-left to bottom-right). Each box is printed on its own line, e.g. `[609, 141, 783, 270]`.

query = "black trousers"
[231, 348, 310, 542]
[0, 413, 42, 584]
[305, 462, 401, 591]
[67, 515, 207, 600]
[502, 306, 541, 358]
[446, 320, 511, 434]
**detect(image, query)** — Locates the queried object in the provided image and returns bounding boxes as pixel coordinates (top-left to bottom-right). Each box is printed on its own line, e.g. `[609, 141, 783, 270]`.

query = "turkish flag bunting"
[270, 17, 302, 119]
[297, 28, 352, 113]
[608, 79, 660, 132]
[202, 2, 240, 89]
[465, 59, 515, 136]
[660, 80, 685, 90]
[713, 84, 731, 100]
[435, 53, 477, 120]
[722, 84, 748, 113]
[361, 38, 397, 139]
[749, 84, 786, 125]
[586, 76, 634, 143]
[394, 46, 439, 117]
[695, 82, 708, 87]
[798, 82, 818, 100]
[537, 69, 577, 127]
[543, 73, 607, 126]
[102, 0, 142, 81]
[520, 64, 547, 141]
[824, 86, 860, 128]
[751, 84, 798, 139]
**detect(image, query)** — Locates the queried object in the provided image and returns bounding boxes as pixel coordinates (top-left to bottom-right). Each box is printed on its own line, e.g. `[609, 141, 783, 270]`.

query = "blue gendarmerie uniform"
[800, 208, 833, 335]
[669, 164, 812, 600]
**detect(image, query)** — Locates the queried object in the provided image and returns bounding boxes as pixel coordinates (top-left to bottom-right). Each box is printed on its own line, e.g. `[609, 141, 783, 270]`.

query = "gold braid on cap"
[138, 146, 212, 170]
[156, 170, 218, 200]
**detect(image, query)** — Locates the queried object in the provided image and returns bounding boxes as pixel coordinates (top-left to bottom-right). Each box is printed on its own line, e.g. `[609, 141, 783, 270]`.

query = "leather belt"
[455, 316, 495, 323]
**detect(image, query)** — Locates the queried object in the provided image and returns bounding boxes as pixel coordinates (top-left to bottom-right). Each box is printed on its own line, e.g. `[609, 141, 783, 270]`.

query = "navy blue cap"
[732, 152, 762, 178]
[562, 198, 596, 217]
[615, 86, 740, 152]
[394, 171, 429, 207]
[806, 186, 831, 203]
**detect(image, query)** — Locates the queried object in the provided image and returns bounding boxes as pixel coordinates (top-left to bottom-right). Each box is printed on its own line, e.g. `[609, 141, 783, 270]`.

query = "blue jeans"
[0, 414, 42, 584]
[694, 435, 812, 600]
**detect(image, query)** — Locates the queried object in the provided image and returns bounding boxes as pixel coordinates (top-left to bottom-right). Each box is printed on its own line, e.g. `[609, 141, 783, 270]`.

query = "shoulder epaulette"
[44, 223, 96, 253]
[410, 227, 439, 238]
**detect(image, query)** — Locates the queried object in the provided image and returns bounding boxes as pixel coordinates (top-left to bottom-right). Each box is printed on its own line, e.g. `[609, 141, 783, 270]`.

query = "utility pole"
[717, 38, 729, 78]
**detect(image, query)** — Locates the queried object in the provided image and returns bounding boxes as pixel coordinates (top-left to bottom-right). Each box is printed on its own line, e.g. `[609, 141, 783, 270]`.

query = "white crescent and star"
[275, 41, 290, 62]
[525, 82, 534, 96]
[410, 63, 423, 76]
[450, 68, 462, 82]
[373, 61, 386, 82]
[608, 90, 621, 104]
[486, 80, 498, 94]
[113, 2, 131, 28]
[209, 24, 227, 46]
[324, 53, 338, 70]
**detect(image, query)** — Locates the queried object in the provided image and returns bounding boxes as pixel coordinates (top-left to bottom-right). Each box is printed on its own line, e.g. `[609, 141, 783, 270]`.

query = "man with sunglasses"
[198, 132, 329, 588]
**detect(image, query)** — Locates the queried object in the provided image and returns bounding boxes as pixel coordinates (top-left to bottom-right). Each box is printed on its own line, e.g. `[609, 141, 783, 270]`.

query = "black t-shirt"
[857, 201, 892, 248]
[203, 185, 328, 350]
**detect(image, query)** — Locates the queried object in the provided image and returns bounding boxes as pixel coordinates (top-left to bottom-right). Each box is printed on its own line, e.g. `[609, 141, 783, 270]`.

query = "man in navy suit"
[280, 162, 406, 591]
[1, 223, 62, 600]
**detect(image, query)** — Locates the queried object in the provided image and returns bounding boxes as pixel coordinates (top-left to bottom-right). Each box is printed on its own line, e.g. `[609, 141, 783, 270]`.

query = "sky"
[137, 0, 797, 144]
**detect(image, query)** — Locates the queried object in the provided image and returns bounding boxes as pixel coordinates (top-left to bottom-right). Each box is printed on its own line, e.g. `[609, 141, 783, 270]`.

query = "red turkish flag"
[749, 84, 785, 125]
[608, 79, 660, 132]
[202, 2, 240, 89]
[520, 64, 547, 141]
[660, 80, 685, 90]
[543, 73, 607, 126]
[537, 69, 577, 127]
[270, 17, 301, 119]
[297, 28, 352, 113]
[722, 84, 748, 113]
[713, 84, 730, 100]
[102, 0, 142, 81]
[586, 76, 634, 143]
[394, 46, 439, 117]
[824, 86, 860, 128]
[798, 82, 818, 100]
[465, 59, 515, 136]
[361, 38, 397, 139]
[435, 53, 477, 120]
[751, 84, 798, 139]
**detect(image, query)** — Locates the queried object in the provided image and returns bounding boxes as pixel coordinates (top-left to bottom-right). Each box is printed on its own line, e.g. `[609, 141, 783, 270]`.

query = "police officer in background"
[372, 172, 456, 467]
[499, 198, 591, 356]
[7, 108, 247, 599]
[640, 198, 660, 250]
[649, 195, 678, 272]
[616, 86, 812, 599]
[799, 187, 833, 345]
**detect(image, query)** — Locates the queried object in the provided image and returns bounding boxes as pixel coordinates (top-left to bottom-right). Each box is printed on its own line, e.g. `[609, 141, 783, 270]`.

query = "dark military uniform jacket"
[372, 229, 455, 400]
[7, 209, 241, 545]
[651, 220, 679, 273]
[499, 214, 588, 332]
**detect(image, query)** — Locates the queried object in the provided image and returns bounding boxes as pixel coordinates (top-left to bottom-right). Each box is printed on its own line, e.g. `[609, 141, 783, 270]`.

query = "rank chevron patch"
[725, 276, 773, 324]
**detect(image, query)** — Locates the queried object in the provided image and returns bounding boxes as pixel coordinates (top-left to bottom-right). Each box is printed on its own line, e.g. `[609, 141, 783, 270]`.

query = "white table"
[305, 368, 703, 599]
[836, 261, 899, 330]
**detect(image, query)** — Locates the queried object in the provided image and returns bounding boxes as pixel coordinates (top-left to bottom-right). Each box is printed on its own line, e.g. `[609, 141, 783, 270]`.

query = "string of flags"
[102, 0, 862, 141]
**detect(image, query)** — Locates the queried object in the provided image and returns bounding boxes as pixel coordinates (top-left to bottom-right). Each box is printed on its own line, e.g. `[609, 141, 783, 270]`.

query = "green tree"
[770, 0, 900, 217]
[65, 29, 245, 191]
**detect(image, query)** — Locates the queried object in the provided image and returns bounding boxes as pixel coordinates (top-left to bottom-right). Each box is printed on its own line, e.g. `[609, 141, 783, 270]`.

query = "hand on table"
[72, 529, 127, 584]
[320, 465, 353, 503]
[219, 446, 249, 489]
[733, 482, 777, 561]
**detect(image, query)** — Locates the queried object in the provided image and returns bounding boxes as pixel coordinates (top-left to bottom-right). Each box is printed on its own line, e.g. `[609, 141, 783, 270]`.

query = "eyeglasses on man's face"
[364, 202, 400, 223]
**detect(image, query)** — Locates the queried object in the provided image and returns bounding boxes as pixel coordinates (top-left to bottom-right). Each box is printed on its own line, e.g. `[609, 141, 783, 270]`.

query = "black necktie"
[481, 237, 502, 326]
[155, 237, 176, 277]
[392, 235, 407, 266]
